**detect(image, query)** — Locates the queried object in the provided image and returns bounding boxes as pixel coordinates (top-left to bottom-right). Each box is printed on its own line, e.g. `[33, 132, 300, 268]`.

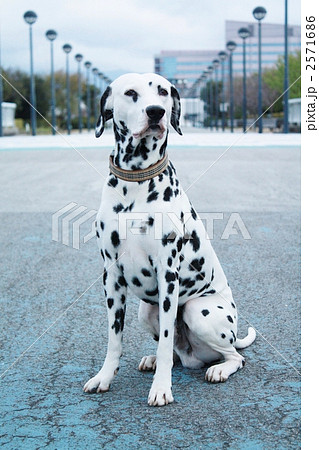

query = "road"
[0, 131, 300, 449]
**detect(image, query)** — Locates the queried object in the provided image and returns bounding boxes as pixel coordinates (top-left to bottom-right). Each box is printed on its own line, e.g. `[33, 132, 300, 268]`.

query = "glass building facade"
[154, 20, 300, 90]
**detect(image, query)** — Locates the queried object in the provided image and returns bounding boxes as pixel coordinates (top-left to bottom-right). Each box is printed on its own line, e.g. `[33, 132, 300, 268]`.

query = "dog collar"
[109, 153, 169, 182]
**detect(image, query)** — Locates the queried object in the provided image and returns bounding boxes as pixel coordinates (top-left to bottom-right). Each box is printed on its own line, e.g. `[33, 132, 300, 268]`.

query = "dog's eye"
[125, 89, 138, 98]
[158, 88, 168, 97]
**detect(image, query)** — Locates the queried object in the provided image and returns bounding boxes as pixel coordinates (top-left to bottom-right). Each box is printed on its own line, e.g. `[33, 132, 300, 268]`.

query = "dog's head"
[95, 73, 182, 139]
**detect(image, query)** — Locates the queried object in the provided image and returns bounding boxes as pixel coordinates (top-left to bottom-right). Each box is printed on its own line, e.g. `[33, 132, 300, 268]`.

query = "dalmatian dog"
[83, 73, 256, 406]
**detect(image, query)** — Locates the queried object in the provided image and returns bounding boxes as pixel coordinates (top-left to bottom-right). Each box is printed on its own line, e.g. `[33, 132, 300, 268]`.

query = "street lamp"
[253, 6, 267, 133]
[218, 51, 227, 131]
[75, 53, 83, 133]
[238, 27, 251, 132]
[212, 59, 220, 131]
[283, 0, 289, 133]
[84, 61, 92, 131]
[23, 10, 37, 136]
[226, 40, 237, 133]
[92, 67, 99, 124]
[63, 44, 72, 135]
[207, 66, 214, 130]
[45, 30, 57, 135]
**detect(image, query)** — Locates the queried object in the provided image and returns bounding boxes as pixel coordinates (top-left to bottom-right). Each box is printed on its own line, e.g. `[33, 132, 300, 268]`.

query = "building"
[226, 20, 301, 76]
[154, 50, 220, 91]
[154, 20, 300, 91]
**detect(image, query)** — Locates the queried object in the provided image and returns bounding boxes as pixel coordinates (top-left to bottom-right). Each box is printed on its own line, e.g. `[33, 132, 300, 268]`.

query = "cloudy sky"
[1, 0, 300, 80]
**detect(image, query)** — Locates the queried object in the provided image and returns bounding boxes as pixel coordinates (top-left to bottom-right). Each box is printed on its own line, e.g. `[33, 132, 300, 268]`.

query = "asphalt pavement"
[0, 130, 300, 449]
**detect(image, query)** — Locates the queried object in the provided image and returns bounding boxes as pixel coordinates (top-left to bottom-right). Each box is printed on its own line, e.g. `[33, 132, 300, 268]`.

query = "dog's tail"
[235, 327, 256, 349]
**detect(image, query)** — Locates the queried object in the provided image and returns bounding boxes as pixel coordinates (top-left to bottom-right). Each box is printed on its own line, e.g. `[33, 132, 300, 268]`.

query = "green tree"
[263, 50, 301, 111]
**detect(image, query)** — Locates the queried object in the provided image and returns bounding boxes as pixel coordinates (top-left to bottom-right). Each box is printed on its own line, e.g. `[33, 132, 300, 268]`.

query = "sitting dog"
[83, 73, 256, 406]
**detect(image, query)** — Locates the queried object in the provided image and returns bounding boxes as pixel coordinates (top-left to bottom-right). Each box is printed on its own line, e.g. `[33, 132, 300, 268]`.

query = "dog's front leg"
[148, 266, 179, 406]
[83, 266, 127, 394]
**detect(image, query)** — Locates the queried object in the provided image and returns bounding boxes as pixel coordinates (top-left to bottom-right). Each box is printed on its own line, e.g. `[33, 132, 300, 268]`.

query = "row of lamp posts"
[23, 11, 110, 136]
[193, 5, 268, 133]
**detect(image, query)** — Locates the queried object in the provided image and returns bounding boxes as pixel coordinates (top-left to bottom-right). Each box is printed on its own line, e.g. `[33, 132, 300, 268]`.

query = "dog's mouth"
[133, 122, 166, 140]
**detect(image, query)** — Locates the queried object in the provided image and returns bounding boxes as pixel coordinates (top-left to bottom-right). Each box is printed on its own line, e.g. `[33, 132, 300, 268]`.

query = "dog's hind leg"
[138, 302, 159, 371]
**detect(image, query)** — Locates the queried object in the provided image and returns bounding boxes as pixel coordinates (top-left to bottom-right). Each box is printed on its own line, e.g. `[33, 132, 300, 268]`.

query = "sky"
[0, 0, 301, 80]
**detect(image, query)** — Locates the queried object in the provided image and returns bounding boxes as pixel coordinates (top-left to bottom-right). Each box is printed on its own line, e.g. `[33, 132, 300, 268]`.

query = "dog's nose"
[146, 105, 165, 121]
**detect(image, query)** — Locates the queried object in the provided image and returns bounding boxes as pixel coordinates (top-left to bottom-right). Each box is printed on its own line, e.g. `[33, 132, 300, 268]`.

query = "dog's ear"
[95, 86, 113, 138]
[170, 85, 182, 136]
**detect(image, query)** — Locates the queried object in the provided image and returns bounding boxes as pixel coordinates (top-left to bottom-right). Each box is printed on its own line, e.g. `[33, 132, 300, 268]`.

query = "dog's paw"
[205, 364, 229, 383]
[83, 373, 110, 393]
[148, 384, 174, 407]
[138, 355, 157, 372]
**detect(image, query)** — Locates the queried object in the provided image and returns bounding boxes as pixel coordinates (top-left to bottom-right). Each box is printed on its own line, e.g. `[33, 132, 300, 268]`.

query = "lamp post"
[226, 40, 237, 133]
[212, 59, 220, 131]
[207, 66, 214, 130]
[283, 0, 289, 133]
[253, 6, 267, 133]
[238, 27, 251, 132]
[75, 54, 83, 133]
[92, 67, 99, 124]
[23, 10, 37, 136]
[98, 72, 104, 96]
[84, 61, 92, 131]
[62, 44, 72, 135]
[218, 51, 227, 131]
[45, 30, 57, 135]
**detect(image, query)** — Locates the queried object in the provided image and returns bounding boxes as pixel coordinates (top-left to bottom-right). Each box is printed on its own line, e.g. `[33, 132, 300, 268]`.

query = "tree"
[263, 50, 301, 111]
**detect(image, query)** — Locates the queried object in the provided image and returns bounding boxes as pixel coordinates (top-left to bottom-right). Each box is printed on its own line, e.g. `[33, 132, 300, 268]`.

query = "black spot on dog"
[167, 257, 173, 267]
[165, 271, 176, 282]
[96, 230, 100, 238]
[113, 203, 124, 213]
[148, 256, 154, 267]
[111, 231, 120, 247]
[190, 230, 200, 252]
[162, 232, 177, 246]
[201, 309, 210, 317]
[148, 179, 156, 193]
[189, 258, 205, 272]
[104, 249, 112, 260]
[132, 277, 142, 287]
[112, 308, 125, 334]
[100, 221, 105, 230]
[176, 238, 183, 252]
[231, 330, 236, 341]
[107, 298, 114, 309]
[141, 268, 151, 277]
[167, 283, 175, 294]
[171, 249, 177, 258]
[163, 186, 173, 202]
[179, 290, 187, 297]
[118, 276, 127, 287]
[221, 333, 226, 339]
[230, 338, 233, 344]
[103, 269, 107, 285]
[147, 191, 159, 203]
[231, 302, 236, 309]
[217, 305, 223, 309]
[190, 207, 197, 220]
[164, 330, 169, 338]
[108, 177, 118, 188]
[149, 81, 152, 86]
[123, 186, 127, 196]
[121, 294, 126, 304]
[100, 249, 105, 260]
[188, 289, 198, 296]
[227, 315, 234, 323]
[148, 217, 154, 226]
[163, 297, 171, 312]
